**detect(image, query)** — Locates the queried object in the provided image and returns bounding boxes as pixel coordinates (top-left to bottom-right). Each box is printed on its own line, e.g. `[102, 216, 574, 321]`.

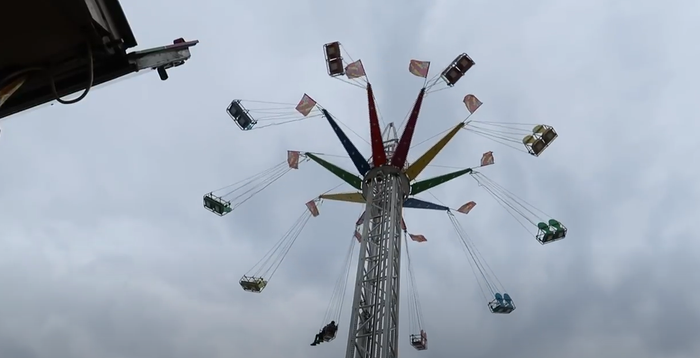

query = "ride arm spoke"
[305, 153, 362, 190]
[320, 109, 371, 175]
[411, 168, 473, 195]
[405, 122, 465, 180]
[392, 88, 427, 168]
[320, 192, 365, 204]
[403, 198, 449, 211]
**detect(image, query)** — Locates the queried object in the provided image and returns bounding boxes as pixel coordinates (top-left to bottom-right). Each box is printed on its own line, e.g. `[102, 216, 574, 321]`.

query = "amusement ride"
[202, 41, 567, 358]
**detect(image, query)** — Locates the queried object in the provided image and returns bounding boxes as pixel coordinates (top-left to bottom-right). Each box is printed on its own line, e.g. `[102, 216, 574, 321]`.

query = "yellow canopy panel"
[405, 122, 465, 180]
[319, 192, 365, 204]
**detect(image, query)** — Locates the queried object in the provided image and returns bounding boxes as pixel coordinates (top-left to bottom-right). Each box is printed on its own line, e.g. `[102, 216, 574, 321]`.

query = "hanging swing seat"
[441, 53, 475, 86]
[317, 322, 338, 343]
[522, 134, 546, 157]
[324, 41, 345, 77]
[227, 100, 257, 131]
[239, 275, 267, 293]
[538, 125, 558, 145]
[322, 330, 337, 342]
[489, 293, 515, 314]
[410, 330, 428, 350]
[522, 125, 557, 157]
[536, 219, 567, 244]
[203, 193, 233, 216]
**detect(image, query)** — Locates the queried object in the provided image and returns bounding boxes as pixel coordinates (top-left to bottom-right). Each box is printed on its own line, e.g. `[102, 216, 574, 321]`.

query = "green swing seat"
[536, 219, 567, 244]
[203, 193, 233, 216]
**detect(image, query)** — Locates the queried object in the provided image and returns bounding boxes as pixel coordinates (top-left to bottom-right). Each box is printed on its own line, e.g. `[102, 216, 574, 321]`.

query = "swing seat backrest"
[323, 330, 336, 341]
[503, 293, 512, 303]
[548, 219, 562, 229]
[537, 222, 551, 232]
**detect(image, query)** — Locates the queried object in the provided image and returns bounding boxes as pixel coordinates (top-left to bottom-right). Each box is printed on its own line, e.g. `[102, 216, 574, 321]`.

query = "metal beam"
[367, 83, 387, 167]
[321, 109, 371, 175]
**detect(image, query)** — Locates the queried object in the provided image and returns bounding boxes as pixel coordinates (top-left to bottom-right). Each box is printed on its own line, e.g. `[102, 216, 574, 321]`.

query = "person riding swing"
[311, 321, 338, 346]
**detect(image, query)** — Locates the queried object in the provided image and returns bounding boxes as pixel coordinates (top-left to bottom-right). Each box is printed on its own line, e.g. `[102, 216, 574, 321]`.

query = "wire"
[222, 166, 290, 210]
[0, 42, 94, 112]
[404, 233, 425, 333]
[245, 204, 317, 281]
[446, 211, 510, 306]
[448, 212, 492, 301]
[51, 43, 94, 104]
[470, 172, 552, 235]
[322, 233, 357, 326]
[210, 161, 285, 192]
[208, 158, 308, 212]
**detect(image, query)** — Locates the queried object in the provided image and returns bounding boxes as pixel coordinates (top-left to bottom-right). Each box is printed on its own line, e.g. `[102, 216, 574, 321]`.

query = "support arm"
[367, 83, 387, 167]
[403, 198, 449, 211]
[321, 109, 371, 175]
[410, 168, 473, 195]
[404, 122, 466, 180]
[391, 88, 426, 168]
[305, 153, 363, 190]
[320, 192, 366, 203]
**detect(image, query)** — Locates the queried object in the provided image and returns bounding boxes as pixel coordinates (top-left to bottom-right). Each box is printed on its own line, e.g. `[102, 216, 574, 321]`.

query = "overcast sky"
[1, 0, 699, 357]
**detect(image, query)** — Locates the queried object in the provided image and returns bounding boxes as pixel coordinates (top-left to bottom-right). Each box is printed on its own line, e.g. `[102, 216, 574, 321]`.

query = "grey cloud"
[2, 0, 699, 357]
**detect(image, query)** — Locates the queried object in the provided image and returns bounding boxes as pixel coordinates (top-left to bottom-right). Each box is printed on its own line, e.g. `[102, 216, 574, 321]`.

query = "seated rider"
[311, 321, 338, 346]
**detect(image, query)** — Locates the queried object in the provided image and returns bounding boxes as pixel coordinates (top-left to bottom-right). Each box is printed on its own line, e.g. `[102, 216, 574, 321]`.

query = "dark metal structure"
[0, 0, 198, 119]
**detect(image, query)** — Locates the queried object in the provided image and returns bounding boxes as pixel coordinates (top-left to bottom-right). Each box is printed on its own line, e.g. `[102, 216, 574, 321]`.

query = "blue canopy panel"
[403, 198, 449, 211]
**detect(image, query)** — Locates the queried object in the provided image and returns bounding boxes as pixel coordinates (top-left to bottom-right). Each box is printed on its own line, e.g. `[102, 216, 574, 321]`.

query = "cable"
[0, 42, 94, 108]
[447, 212, 505, 302]
[245, 204, 316, 281]
[404, 233, 425, 333]
[50, 43, 94, 104]
[322, 234, 357, 326]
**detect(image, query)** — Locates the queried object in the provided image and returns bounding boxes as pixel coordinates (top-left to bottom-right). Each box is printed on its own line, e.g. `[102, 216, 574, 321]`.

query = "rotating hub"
[361, 165, 411, 200]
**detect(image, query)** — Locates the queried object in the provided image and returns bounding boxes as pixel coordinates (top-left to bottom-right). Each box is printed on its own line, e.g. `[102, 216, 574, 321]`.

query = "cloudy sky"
[2, 0, 699, 357]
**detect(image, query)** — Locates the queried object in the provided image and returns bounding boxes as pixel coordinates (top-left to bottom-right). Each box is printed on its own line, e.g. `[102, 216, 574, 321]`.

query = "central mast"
[318, 42, 428, 358]
[345, 124, 409, 358]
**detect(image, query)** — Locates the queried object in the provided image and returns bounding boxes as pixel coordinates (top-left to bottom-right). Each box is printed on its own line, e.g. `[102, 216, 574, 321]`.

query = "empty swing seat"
[239, 275, 267, 293]
[489, 293, 515, 314]
[549, 219, 568, 240]
[410, 330, 428, 350]
[203, 193, 232, 216]
[227, 100, 257, 131]
[536, 220, 567, 244]
[540, 127, 558, 145]
[503, 293, 515, 309]
[455, 53, 476, 74]
[441, 66, 463, 86]
[324, 41, 345, 77]
[536, 221, 555, 244]
[522, 134, 547, 157]
[441, 53, 475, 87]
[525, 124, 558, 156]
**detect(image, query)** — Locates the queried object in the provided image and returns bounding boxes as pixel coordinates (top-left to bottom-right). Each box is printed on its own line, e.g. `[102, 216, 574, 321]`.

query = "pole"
[345, 131, 406, 358]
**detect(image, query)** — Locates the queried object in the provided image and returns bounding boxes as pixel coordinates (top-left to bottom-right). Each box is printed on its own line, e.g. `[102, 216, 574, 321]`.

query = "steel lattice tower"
[344, 127, 407, 358]
[308, 83, 432, 358]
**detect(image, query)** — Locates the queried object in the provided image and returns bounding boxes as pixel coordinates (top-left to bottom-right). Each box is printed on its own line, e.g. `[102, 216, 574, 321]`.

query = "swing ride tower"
[315, 43, 448, 358]
[204, 40, 568, 358]
[344, 122, 409, 358]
